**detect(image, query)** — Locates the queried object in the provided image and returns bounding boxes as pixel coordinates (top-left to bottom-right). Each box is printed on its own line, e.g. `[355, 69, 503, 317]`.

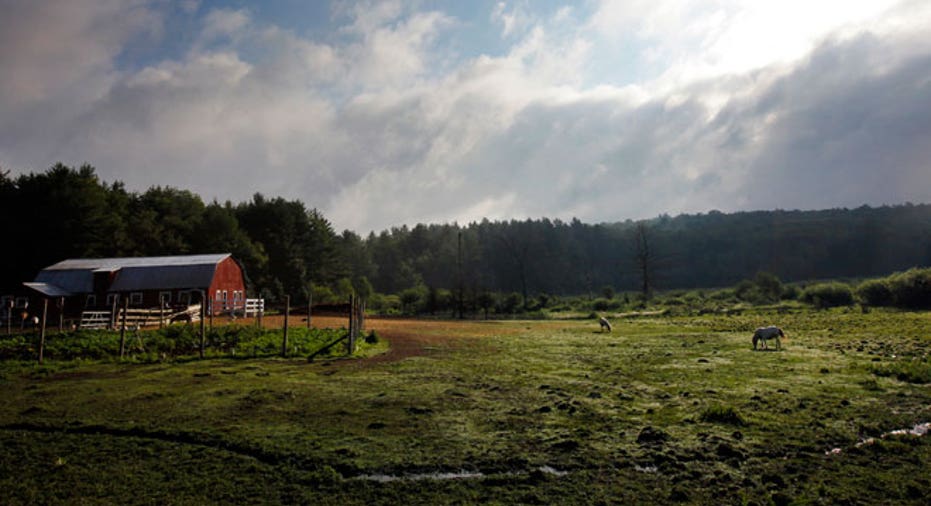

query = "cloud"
[1, 0, 929, 234]
[0, 0, 161, 167]
[588, 0, 908, 90]
[328, 27, 931, 231]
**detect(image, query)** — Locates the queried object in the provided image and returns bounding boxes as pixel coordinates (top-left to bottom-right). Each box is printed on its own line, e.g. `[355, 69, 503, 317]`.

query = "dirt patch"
[275, 317, 518, 367]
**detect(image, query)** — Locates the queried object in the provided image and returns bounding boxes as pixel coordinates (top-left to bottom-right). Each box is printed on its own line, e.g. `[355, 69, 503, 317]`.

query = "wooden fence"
[80, 304, 202, 330]
[208, 298, 264, 317]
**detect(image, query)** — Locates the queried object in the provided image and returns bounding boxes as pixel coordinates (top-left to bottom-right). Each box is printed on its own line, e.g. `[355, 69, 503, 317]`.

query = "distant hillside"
[350, 204, 931, 295]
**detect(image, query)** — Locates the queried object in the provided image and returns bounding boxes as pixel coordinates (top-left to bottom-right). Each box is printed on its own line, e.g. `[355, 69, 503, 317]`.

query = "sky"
[1, 0, 930, 233]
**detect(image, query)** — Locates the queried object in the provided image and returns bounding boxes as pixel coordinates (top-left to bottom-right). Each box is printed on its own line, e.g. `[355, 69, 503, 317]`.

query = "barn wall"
[208, 257, 246, 314]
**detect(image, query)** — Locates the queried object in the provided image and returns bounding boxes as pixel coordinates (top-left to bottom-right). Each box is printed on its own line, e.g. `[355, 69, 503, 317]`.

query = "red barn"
[16, 253, 246, 320]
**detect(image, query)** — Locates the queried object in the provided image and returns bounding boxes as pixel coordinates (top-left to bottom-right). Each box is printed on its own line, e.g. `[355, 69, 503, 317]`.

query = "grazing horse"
[599, 316, 612, 332]
[752, 326, 784, 351]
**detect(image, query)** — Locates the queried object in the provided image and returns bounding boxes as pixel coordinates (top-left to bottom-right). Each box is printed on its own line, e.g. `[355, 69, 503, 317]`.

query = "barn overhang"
[22, 282, 73, 298]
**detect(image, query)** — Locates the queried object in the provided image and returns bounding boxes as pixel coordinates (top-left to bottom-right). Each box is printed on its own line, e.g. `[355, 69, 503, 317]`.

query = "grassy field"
[1, 310, 930, 505]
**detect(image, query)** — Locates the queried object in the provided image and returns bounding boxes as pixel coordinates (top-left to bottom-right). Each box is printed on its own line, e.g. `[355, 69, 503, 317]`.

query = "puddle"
[538, 465, 569, 477]
[353, 465, 569, 482]
[826, 422, 930, 456]
[356, 470, 485, 483]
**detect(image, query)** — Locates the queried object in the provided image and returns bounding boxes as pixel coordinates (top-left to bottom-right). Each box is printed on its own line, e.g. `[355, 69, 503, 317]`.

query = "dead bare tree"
[634, 222, 653, 306]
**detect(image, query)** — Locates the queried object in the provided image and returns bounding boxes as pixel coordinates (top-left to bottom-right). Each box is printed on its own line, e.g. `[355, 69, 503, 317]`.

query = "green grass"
[1, 309, 930, 504]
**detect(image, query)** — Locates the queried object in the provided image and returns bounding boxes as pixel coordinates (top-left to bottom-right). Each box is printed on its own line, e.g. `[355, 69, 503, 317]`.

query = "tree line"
[2, 164, 930, 307]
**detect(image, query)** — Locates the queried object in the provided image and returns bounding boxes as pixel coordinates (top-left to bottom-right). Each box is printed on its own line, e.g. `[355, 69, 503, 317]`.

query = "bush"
[857, 279, 894, 307]
[592, 298, 621, 311]
[781, 284, 801, 300]
[499, 292, 523, 314]
[886, 268, 931, 309]
[801, 282, 854, 308]
[601, 286, 615, 300]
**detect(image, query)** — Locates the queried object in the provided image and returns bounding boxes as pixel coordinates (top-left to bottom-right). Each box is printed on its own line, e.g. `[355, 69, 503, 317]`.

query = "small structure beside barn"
[4, 253, 250, 328]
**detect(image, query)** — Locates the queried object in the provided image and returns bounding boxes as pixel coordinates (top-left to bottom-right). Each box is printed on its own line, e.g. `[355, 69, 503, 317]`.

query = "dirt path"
[210, 315, 511, 366]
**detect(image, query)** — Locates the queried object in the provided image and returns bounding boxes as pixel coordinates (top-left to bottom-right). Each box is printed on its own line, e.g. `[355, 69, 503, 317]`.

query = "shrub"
[886, 268, 931, 309]
[801, 282, 854, 308]
[780, 284, 800, 300]
[499, 292, 523, 314]
[857, 279, 894, 307]
[601, 286, 615, 300]
[592, 298, 621, 311]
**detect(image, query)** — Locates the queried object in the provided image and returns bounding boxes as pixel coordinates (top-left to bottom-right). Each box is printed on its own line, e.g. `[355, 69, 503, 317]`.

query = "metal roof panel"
[34, 269, 95, 293]
[23, 282, 73, 298]
[43, 254, 230, 271]
[108, 264, 218, 291]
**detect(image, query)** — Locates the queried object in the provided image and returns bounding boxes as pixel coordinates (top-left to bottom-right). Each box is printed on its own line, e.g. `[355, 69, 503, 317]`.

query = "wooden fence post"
[281, 295, 290, 357]
[359, 299, 365, 335]
[110, 296, 118, 330]
[58, 297, 64, 333]
[199, 292, 207, 359]
[346, 294, 355, 356]
[118, 298, 128, 358]
[38, 299, 48, 364]
[257, 301, 263, 329]
[307, 292, 314, 330]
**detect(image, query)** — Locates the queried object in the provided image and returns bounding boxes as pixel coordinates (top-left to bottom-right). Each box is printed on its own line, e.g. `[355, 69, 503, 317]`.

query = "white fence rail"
[245, 298, 264, 317]
[79, 311, 111, 330]
[80, 304, 202, 330]
[208, 298, 263, 317]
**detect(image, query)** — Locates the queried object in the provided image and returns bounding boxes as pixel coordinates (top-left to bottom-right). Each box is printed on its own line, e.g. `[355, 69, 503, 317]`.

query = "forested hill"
[2, 164, 930, 300]
[355, 205, 931, 297]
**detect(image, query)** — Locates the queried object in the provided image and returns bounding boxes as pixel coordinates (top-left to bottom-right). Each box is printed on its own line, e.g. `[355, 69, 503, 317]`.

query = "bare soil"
[210, 314, 516, 366]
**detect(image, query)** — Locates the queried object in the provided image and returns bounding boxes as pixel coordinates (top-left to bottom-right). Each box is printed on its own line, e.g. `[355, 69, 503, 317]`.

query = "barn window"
[233, 290, 242, 302]
[106, 294, 119, 307]
[159, 292, 171, 305]
[222, 290, 228, 301]
[178, 291, 191, 305]
[130, 292, 143, 305]
[86, 295, 97, 307]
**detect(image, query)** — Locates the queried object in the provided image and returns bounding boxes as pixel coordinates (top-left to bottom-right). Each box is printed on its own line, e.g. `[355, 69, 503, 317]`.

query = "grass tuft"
[698, 405, 747, 426]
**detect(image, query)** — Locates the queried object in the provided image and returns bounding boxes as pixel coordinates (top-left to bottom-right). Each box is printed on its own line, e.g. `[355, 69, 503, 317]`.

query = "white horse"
[599, 316, 612, 332]
[752, 326, 784, 350]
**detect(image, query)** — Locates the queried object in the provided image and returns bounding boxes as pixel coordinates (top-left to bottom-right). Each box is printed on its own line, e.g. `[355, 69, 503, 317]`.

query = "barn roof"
[33, 254, 232, 293]
[34, 269, 95, 293]
[42, 254, 230, 271]
[23, 282, 73, 298]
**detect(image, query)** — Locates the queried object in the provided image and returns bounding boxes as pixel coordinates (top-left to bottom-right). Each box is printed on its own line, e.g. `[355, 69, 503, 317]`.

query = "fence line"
[79, 304, 202, 330]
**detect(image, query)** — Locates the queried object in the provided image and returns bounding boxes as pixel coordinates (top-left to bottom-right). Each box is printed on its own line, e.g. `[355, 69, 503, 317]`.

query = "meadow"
[1, 310, 929, 505]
